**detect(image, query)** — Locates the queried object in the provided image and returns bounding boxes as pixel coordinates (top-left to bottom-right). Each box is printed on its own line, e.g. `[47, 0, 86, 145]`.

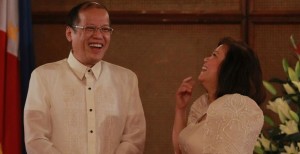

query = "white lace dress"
[178, 94, 264, 154]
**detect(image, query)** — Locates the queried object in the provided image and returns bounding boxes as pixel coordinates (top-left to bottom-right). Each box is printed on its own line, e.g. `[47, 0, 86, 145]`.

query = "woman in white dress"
[172, 37, 266, 154]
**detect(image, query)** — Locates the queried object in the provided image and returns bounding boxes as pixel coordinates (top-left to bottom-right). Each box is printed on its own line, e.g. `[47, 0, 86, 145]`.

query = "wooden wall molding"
[32, 11, 243, 24]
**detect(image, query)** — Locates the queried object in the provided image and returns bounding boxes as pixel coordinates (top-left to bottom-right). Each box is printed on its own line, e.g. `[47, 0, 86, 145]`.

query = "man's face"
[66, 8, 111, 66]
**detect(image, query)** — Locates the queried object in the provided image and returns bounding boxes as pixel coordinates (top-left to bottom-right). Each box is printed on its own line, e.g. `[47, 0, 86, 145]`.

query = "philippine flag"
[0, 0, 22, 153]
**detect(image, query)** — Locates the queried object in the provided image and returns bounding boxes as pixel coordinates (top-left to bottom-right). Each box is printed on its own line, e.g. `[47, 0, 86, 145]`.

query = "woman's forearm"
[172, 107, 187, 154]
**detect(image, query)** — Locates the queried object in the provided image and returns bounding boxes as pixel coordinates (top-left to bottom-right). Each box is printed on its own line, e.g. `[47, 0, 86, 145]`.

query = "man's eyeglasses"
[73, 25, 114, 34]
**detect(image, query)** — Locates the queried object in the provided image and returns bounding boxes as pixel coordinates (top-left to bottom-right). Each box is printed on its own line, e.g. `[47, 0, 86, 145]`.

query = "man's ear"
[66, 27, 72, 42]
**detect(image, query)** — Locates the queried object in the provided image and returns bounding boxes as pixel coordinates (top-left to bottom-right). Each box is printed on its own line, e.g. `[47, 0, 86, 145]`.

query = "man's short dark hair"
[66, 1, 110, 28]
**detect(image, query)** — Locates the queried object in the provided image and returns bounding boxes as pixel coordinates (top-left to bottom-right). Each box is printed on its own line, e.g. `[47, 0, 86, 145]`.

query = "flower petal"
[295, 61, 300, 78]
[289, 110, 299, 123]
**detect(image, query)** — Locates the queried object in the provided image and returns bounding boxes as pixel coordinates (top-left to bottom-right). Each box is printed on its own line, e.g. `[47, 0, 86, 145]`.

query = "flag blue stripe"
[19, 0, 35, 105]
[19, 0, 35, 153]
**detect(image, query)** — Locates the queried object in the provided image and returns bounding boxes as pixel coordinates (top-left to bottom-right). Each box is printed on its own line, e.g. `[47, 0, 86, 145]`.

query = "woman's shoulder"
[208, 93, 263, 118]
[217, 93, 254, 102]
[214, 93, 261, 108]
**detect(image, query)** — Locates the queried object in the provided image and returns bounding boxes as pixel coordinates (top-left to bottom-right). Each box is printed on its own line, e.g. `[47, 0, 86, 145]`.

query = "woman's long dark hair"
[216, 37, 266, 104]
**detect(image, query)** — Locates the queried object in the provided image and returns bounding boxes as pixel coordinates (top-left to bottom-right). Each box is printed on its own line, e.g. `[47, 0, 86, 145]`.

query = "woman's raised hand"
[175, 76, 195, 110]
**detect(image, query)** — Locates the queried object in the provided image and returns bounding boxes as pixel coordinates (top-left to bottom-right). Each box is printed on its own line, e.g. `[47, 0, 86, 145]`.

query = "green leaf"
[282, 58, 289, 73]
[263, 81, 277, 95]
[264, 115, 275, 126]
[289, 110, 299, 122]
[288, 67, 299, 81]
[290, 34, 298, 49]
[295, 61, 300, 78]
[254, 146, 264, 154]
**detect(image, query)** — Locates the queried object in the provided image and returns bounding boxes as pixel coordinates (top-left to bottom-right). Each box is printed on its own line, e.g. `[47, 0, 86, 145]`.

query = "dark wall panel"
[252, 24, 300, 81]
[32, 0, 241, 12]
[33, 24, 70, 66]
[252, 0, 300, 13]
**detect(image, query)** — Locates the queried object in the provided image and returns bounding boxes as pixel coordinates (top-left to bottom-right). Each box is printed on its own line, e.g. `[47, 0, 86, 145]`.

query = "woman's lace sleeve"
[201, 94, 264, 154]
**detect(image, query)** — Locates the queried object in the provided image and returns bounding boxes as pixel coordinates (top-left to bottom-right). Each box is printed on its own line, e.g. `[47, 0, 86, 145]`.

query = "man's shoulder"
[102, 61, 135, 76]
[34, 59, 67, 73]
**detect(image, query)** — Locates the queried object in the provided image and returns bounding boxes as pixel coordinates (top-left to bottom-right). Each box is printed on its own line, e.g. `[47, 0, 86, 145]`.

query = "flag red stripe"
[3, 52, 21, 154]
[0, 30, 6, 144]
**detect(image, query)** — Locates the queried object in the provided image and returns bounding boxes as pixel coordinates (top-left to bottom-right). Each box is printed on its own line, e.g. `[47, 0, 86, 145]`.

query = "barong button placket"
[84, 70, 96, 153]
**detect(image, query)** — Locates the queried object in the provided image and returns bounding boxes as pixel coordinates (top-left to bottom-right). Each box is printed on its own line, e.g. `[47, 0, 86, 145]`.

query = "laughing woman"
[172, 37, 266, 154]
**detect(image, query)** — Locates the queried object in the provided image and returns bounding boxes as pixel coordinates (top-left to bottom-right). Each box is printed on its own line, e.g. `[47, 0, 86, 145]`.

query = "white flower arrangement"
[254, 35, 300, 154]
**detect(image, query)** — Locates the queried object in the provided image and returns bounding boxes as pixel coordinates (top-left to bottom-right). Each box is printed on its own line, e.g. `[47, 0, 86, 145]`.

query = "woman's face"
[198, 44, 228, 89]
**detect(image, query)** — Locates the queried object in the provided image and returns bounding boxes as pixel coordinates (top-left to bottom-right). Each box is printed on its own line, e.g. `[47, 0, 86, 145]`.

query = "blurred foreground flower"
[255, 134, 278, 152]
[280, 120, 299, 135]
[281, 143, 300, 154]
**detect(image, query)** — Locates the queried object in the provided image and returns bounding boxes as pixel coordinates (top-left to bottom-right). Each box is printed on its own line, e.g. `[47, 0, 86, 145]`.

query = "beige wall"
[31, 0, 300, 153]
